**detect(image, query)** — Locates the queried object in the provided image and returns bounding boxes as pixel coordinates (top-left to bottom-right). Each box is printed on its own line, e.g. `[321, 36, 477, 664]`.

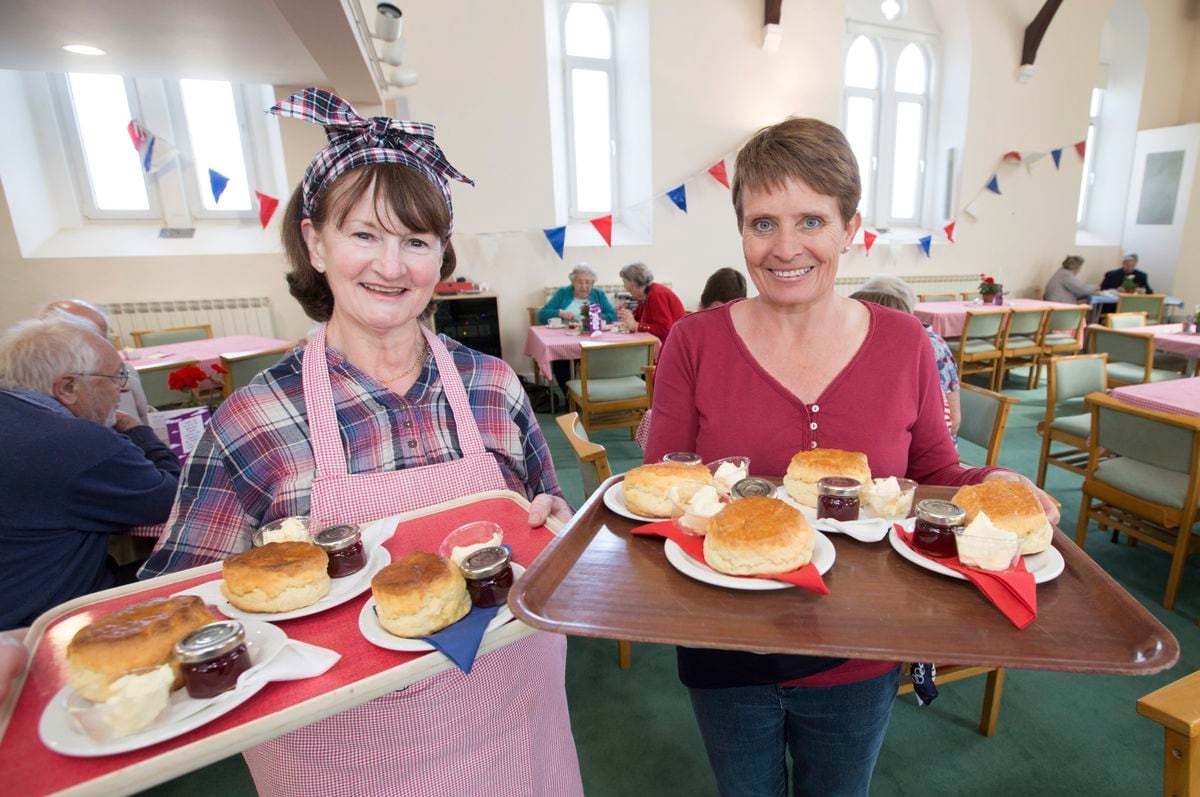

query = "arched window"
[562, 2, 617, 215]
[1076, 87, 1103, 226]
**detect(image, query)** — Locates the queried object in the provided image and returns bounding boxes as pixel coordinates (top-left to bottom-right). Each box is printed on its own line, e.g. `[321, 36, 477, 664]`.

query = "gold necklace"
[374, 337, 428, 384]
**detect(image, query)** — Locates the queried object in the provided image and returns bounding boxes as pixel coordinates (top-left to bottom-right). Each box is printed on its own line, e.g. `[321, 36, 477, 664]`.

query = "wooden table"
[914, 299, 1078, 339]
[522, 326, 658, 382]
[127, 335, 293, 373]
[1112, 376, 1200, 417]
[511, 480, 1178, 674]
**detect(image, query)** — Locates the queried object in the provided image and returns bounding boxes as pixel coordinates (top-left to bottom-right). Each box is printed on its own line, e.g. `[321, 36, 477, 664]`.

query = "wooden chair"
[1138, 670, 1200, 796]
[131, 323, 213, 347]
[897, 666, 1005, 737]
[917, 292, 958, 303]
[1075, 392, 1200, 609]
[219, 345, 293, 398]
[566, 339, 655, 437]
[959, 291, 977, 300]
[554, 411, 631, 670]
[1036, 354, 1108, 487]
[1116, 293, 1167, 324]
[1087, 327, 1183, 387]
[946, 309, 1009, 391]
[996, 307, 1048, 389]
[138, 359, 199, 409]
[1103, 311, 1148, 329]
[1031, 306, 1087, 388]
[956, 383, 1019, 467]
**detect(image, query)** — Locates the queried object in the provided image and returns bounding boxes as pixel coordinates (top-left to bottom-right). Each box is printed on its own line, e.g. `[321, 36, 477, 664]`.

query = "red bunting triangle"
[1074, 140, 1087, 158]
[863, 230, 877, 255]
[255, 191, 279, 229]
[943, 221, 955, 243]
[590, 215, 613, 246]
[1002, 150, 1022, 163]
[708, 160, 730, 188]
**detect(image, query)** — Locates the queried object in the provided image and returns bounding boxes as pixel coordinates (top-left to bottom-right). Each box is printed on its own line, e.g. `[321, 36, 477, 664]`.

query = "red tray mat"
[1, 495, 550, 795]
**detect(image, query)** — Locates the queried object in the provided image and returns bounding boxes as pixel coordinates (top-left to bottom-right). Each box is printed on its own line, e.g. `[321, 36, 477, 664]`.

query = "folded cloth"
[815, 516, 895, 543]
[895, 524, 1036, 629]
[418, 604, 502, 674]
[632, 521, 829, 594]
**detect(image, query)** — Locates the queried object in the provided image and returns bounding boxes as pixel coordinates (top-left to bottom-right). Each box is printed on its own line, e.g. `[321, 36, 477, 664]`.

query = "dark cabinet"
[431, 293, 502, 359]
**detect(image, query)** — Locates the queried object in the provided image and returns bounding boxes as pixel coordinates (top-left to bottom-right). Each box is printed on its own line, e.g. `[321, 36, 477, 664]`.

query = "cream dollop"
[712, 461, 749, 494]
[100, 664, 174, 737]
[450, 532, 504, 566]
[674, 485, 723, 534]
[955, 511, 1020, 571]
[262, 517, 310, 544]
[863, 477, 915, 519]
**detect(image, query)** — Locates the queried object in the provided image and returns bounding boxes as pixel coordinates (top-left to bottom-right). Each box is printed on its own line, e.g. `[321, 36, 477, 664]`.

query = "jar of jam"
[662, 451, 702, 465]
[913, 500, 967, 558]
[730, 477, 776, 499]
[817, 477, 861, 521]
[314, 524, 366, 578]
[460, 546, 515, 608]
[174, 621, 252, 699]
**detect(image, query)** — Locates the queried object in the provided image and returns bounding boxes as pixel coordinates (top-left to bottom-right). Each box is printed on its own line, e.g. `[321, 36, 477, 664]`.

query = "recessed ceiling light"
[62, 44, 106, 56]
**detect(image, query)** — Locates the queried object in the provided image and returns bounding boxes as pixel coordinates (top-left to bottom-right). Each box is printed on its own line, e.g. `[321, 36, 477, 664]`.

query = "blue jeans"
[688, 668, 899, 797]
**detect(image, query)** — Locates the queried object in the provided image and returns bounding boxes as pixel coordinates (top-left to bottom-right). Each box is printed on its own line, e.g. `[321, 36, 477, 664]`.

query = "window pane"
[845, 96, 875, 214]
[564, 3, 612, 59]
[845, 36, 878, 89]
[180, 79, 251, 210]
[1089, 87, 1103, 119]
[891, 101, 923, 219]
[1076, 124, 1096, 225]
[570, 69, 612, 213]
[894, 43, 927, 94]
[67, 73, 149, 211]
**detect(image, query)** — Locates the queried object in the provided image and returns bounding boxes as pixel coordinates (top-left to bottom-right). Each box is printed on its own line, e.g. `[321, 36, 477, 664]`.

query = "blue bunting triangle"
[919, 235, 932, 257]
[543, 226, 566, 259]
[209, 169, 230, 203]
[667, 184, 687, 212]
[985, 175, 1001, 194]
[1050, 148, 1063, 169]
[142, 137, 156, 173]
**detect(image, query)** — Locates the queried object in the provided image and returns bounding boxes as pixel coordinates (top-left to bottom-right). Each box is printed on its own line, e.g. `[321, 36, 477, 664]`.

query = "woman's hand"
[528, 493, 574, 528]
[0, 628, 28, 705]
[559, 310, 576, 321]
[984, 471, 1061, 525]
[617, 307, 638, 332]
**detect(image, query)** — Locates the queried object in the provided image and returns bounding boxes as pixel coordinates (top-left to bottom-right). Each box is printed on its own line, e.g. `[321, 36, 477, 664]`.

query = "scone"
[952, 480, 1053, 555]
[704, 497, 815, 576]
[372, 552, 472, 637]
[221, 541, 331, 613]
[66, 595, 217, 702]
[623, 462, 714, 518]
[783, 448, 871, 508]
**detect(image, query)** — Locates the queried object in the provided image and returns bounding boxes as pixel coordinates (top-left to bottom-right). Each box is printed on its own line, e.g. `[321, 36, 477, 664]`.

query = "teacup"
[547, 317, 564, 328]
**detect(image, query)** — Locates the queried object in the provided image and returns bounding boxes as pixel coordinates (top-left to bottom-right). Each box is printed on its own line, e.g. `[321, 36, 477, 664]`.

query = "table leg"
[1162, 727, 1199, 797]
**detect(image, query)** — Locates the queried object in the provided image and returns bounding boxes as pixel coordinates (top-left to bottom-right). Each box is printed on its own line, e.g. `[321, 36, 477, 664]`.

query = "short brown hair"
[732, 117, 861, 226]
[1062, 255, 1084, 271]
[700, 268, 748, 309]
[281, 163, 457, 322]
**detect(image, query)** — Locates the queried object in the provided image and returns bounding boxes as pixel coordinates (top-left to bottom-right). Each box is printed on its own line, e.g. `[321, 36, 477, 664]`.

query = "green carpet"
[139, 377, 1198, 796]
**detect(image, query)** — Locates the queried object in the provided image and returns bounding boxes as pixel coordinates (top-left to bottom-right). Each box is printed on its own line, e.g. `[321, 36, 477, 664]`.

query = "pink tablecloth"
[1127, 324, 1200, 361]
[914, 299, 1079, 339]
[1111, 377, 1200, 417]
[128, 335, 293, 372]
[523, 326, 658, 381]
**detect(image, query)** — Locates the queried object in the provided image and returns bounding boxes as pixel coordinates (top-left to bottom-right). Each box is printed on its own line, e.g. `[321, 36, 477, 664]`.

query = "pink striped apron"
[243, 324, 583, 797]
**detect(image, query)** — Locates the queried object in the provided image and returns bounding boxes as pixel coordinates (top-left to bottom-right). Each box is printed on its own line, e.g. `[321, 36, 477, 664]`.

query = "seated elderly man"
[0, 319, 180, 630]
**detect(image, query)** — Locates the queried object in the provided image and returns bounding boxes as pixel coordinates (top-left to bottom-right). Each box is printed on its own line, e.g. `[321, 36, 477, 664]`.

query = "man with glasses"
[0, 319, 180, 630]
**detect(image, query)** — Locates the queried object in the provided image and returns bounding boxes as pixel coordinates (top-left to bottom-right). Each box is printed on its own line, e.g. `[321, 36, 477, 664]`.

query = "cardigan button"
[811, 404, 820, 413]
[810, 422, 818, 430]
[810, 441, 818, 449]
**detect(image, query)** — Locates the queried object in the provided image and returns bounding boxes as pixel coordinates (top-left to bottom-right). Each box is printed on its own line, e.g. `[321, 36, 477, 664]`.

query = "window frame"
[1076, 87, 1103, 227]
[560, 0, 619, 219]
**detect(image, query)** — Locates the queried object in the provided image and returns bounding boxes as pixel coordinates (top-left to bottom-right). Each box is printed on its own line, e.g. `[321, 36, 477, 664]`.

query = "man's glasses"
[74, 366, 131, 389]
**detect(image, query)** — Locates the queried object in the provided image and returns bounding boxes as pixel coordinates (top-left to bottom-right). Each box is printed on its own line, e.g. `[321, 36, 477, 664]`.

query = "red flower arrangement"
[168, 363, 228, 408]
[978, 273, 998, 296]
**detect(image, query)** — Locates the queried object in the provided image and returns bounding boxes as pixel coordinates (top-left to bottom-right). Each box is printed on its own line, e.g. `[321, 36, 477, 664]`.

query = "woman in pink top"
[645, 118, 1058, 797]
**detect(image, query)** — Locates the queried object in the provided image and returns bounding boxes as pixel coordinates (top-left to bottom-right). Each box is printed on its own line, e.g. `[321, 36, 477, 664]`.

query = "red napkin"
[895, 524, 1036, 629]
[631, 521, 829, 594]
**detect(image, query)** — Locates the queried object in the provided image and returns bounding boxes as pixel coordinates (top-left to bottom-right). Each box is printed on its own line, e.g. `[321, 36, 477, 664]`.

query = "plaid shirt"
[141, 337, 560, 577]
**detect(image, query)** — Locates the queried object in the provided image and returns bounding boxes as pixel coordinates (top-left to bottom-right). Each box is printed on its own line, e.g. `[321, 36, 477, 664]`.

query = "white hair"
[0, 319, 104, 395]
[619, 262, 654, 288]
[569, 264, 597, 281]
[41, 307, 104, 335]
[858, 274, 917, 314]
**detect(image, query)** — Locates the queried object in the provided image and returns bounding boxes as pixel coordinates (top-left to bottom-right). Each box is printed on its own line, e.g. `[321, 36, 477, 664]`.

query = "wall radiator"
[100, 298, 276, 342]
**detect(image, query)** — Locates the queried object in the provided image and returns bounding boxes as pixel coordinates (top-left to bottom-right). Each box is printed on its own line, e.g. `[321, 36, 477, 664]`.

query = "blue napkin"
[419, 604, 501, 673]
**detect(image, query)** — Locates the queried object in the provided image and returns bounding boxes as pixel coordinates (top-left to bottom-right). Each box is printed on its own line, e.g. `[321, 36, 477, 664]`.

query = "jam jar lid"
[174, 621, 246, 664]
[460, 546, 511, 580]
[662, 452, 702, 465]
[731, 477, 776, 499]
[817, 477, 862, 497]
[915, 499, 967, 526]
[314, 524, 362, 552]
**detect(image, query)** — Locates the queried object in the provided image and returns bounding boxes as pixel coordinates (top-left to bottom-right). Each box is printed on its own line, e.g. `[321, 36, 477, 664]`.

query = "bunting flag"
[985, 175, 1001, 194]
[1002, 150, 1022, 163]
[862, 230, 877, 255]
[126, 120, 178, 175]
[209, 169, 230, 204]
[708, 160, 730, 189]
[918, 235, 932, 257]
[1051, 148, 1063, 169]
[667, 184, 688, 212]
[543, 226, 566, 259]
[1074, 139, 1087, 159]
[590, 215, 613, 246]
[1023, 151, 1047, 173]
[255, 191, 279, 229]
[943, 221, 956, 243]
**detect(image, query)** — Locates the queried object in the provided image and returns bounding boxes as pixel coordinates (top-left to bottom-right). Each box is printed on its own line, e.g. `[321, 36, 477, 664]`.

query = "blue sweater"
[536, 286, 617, 324]
[0, 391, 181, 629]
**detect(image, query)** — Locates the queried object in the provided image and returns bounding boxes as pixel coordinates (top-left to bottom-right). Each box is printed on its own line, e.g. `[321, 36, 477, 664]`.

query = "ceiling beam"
[1018, 0, 1064, 82]
[269, 0, 380, 105]
[763, 0, 783, 51]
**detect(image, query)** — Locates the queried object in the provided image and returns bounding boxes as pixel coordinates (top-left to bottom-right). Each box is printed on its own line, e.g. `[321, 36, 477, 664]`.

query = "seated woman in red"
[616, 262, 685, 343]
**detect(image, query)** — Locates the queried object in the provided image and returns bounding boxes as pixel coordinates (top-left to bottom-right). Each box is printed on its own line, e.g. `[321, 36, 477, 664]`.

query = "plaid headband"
[268, 87, 473, 232]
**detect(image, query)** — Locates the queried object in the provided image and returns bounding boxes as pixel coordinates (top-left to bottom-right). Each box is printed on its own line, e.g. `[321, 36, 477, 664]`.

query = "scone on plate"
[221, 541, 331, 613]
[952, 480, 1053, 555]
[372, 551, 472, 638]
[66, 595, 217, 702]
[623, 462, 714, 518]
[783, 448, 871, 508]
[704, 497, 815, 576]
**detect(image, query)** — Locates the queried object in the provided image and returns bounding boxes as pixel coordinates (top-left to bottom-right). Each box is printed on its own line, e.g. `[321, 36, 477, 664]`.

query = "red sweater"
[633, 282, 686, 342]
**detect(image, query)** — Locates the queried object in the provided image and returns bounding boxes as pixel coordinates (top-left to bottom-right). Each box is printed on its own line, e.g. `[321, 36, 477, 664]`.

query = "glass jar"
[460, 546, 515, 608]
[913, 500, 967, 558]
[175, 621, 252, 699]
[661, 452, 702, 465]
[314, 524, 366, 578]
[730, 477, 776, 499]
[817, 477, 861, 521]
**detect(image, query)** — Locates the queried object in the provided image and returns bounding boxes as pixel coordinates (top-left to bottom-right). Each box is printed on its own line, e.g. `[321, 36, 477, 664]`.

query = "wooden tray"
[511, 477, 1178, 675]
[0, 491, 558, 797]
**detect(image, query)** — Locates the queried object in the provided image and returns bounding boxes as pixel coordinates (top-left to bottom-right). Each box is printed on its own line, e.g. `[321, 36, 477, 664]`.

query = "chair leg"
[1036, 434, 1051, 488]
[979, 668, 1005, 737]
[1075, 494, 1093, 548]
[617, 639, 632, 670]
[1030, 357, 1043, 390]
[1162, 526, 1193, 611]
[1026, 357, 1038, 390]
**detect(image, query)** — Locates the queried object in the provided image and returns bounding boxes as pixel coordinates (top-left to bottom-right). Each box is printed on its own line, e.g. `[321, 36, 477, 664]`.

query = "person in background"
[699, 267, 749, 310]
[1043, 255, 1097, 304]
[0, 319, 180, 630]
[0, 629, 25, 704]
[1100, 252, 1153, 293]
[617, 261, 685, 342]
[537, 263, 617, 324]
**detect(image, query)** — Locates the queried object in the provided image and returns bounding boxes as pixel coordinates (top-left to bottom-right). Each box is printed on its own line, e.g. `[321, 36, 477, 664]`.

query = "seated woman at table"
[1043, 255, 1097, 304]
[645, 117, 1058, 797]
[140, 88, 582, 797]
[617, 262, 685, 342]
[537, 263, 617, 325]
[699, 267, 748, 310]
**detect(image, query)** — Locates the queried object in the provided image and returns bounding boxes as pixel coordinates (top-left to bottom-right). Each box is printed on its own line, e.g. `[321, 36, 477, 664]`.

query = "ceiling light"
[62, 44, 106, 56]
[375, 3, 403, 42]
[880, 0, 901, 21]
[380, 38, 406, 67]
[388, 66, 419, 89]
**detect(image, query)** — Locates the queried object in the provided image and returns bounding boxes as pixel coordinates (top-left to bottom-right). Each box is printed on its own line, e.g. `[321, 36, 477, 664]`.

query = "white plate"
[773, 486, 911, 541]
[358, 564, 525, 650]
[174, 546, 390, 622]
[887, 526, 1065, 584]
[39, 621, 286, 757]
[602, 482, 663, 523]
[662, 531, 835, 591]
